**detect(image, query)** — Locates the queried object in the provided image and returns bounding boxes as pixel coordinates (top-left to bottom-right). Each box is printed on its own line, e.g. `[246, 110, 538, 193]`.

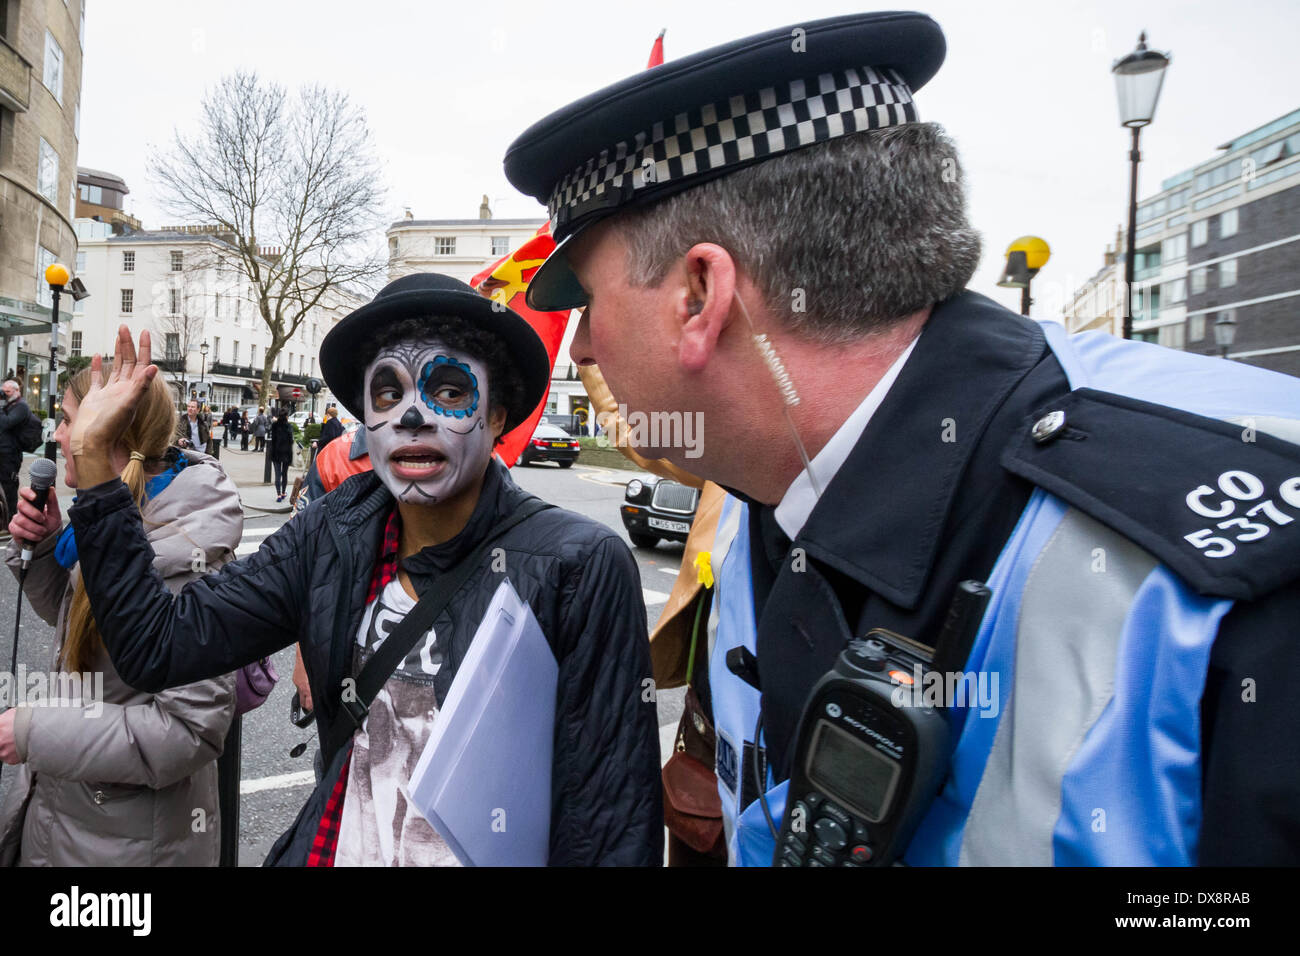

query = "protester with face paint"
[53, 274, 663, 866]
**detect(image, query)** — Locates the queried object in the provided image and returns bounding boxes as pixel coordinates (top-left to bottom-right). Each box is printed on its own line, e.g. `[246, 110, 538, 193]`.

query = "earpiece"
[687, 299, 704, 315]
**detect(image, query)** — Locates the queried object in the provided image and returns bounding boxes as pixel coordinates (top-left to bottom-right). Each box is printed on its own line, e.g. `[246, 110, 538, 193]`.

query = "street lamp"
[1113, 31, 1171, 340]
[199, 339, 210, 403]
[1214, 312, 1236, 359]
[996, 236, 1051, 316]
[42, 263, 90, 460]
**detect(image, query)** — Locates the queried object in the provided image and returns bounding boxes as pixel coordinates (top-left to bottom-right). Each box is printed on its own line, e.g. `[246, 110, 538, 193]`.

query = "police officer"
[505, 11, 1300, 865]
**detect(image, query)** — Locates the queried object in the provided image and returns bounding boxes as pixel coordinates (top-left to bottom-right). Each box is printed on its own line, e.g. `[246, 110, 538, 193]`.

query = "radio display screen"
[807, 721, 900, 822]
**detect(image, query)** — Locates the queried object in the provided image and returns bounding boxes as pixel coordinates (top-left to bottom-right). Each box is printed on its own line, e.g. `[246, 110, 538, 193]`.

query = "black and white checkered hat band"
[547, 65, 917, 229]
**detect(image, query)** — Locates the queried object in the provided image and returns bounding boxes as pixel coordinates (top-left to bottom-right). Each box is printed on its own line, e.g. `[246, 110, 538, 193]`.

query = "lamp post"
[1214, 313, 1237, 359]
[199, 340, 210, 403]
[1112, 32, 1171, 340]
[42, 264, 90, 461]
[996, 236, 1051, 315]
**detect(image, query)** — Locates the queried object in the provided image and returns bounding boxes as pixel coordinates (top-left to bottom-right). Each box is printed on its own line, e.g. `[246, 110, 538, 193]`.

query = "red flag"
[470, 223, 572, 468]
[647, 29, 665, 69]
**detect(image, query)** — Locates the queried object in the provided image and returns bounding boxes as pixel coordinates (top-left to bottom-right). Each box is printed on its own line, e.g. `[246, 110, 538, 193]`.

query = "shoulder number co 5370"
[1184, 470, 1299, 559]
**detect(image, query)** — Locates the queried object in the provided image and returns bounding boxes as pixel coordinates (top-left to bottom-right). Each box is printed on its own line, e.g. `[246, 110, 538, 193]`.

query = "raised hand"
[68, 326, 158, 485]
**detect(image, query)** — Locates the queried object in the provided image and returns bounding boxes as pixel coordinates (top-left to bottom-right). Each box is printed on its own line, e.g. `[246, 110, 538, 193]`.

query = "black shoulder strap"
[323, 497, 553, 760]
[1001, 387, 1300, 601]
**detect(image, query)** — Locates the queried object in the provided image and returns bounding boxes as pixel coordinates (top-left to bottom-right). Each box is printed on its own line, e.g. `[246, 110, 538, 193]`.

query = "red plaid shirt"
[306, 507, 401, 867]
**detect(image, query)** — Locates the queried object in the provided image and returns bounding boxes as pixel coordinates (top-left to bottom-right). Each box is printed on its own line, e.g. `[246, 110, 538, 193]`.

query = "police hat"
[504, 11, 945, 311]
[318, 272, 550, 433]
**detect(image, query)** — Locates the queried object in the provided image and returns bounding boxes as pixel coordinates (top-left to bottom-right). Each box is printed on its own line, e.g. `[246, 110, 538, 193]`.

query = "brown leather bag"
[662, 686, 726, 859]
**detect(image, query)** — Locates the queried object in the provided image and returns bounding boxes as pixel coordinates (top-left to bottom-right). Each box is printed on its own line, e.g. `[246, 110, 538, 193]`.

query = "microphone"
[20, 458, 58, 570]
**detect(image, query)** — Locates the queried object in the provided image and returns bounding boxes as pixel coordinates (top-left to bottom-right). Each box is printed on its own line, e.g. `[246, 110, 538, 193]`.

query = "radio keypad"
[813, 817, 848, 851]
[778, 790, 876, 867]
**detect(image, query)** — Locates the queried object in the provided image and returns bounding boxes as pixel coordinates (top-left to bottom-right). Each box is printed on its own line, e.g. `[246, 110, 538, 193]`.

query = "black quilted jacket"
[68, 458, 664, 866]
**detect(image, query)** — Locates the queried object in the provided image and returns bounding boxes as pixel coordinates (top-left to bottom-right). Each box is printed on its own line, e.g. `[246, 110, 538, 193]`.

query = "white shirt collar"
[773, 336, 919, 539]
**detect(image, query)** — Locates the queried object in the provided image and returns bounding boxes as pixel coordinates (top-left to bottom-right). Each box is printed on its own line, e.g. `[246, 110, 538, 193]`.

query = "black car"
[620, 475, 700, 549]
[517, 423, 581, 468]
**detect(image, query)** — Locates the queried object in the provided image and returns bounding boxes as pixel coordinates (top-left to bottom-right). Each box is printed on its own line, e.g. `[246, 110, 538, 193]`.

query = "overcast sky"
[80, 0, 1299, 319]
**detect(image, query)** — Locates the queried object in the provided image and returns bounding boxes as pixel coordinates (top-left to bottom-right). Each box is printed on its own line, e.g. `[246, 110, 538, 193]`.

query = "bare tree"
[149, 71, 385, 404]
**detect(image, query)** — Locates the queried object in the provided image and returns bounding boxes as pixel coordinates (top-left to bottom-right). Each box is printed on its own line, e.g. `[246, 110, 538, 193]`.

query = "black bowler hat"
[504, 11, 946, 311]
[318, 272, 550, 433]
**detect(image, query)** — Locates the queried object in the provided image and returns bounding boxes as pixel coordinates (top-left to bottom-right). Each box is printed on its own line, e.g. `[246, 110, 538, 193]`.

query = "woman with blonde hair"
[0, 366, 243, 866]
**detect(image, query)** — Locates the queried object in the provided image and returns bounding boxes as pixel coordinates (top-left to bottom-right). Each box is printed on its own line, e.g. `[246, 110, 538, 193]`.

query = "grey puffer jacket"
[0, 450, 243, 866]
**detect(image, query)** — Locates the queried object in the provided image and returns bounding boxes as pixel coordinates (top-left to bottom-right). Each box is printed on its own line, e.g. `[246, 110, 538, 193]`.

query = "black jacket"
[317, 416, 344, 451]
[737, 291, 1300, 864]
[0, 398, 30, 464]
[268, 419, 294, 463]
[68, 458, 663, 866]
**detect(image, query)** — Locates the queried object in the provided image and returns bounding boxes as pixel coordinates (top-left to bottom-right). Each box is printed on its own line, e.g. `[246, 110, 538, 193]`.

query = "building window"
[1190, 267, 1207, 296]
[435, 237, 456, 255]
[1191, 219, 1208, 247]
[250, 344, 258, 368]
[1163, 278, 1187, 305]
[165, 334, 180, 361]
[36, 246, 57, 307]
[212, 336, 220, 363]
[43, 31, 63, 105]
[1188, 314, 1205, 342]
[122, 250, 135, 272]
[1158, 323, 1186, 349]
[1160, 233, 1187, 263]
[169, 288, 181, 315]
[70, 331, 82, 357]
[1219, 258, 1237, 288]
[37, 138, 59, 203]
[121, 289, 134, 313]
[170, 250, 183, 272]
[491, 236, 510, 256]
[1220, 208, 1238, 239]
[233, 340, 240, 365]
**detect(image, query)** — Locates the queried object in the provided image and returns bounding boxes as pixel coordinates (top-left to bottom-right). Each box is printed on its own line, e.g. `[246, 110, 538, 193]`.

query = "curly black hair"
[365, 315, 528, 445]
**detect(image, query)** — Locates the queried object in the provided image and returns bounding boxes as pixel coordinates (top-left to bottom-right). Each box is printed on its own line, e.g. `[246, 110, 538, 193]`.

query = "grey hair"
[613, 122, 982, 344]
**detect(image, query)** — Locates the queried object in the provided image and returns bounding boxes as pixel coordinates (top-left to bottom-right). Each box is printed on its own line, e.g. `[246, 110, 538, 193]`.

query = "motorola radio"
[773, 581, 990, 867]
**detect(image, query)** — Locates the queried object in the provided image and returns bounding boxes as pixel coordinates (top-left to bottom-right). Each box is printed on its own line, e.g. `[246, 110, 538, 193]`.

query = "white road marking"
[643, 587, 670, 605]
[235, 527, 280, 555]
[240, 770, 316, 795]
[659, 567, 680, 577]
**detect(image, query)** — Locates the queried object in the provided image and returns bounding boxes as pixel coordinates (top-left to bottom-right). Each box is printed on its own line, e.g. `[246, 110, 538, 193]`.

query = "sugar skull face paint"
[417, 355, 479, 418]
[364, 339, 497, 504]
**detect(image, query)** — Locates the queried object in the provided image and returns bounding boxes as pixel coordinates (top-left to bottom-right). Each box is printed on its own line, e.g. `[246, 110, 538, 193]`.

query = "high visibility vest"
[709, 323, 1300, 866]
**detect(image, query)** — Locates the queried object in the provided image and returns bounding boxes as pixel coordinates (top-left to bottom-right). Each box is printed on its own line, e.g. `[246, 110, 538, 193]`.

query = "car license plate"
[550, 442, 567, 447]
[648, 517, 690, 533]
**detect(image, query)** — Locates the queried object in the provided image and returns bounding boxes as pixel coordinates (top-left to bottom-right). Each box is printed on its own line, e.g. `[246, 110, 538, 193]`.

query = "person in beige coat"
[0, 366, 243, 866]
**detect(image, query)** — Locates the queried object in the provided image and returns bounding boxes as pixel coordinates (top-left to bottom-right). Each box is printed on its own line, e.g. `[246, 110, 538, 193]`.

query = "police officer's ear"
[678, 242, 737, 373]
